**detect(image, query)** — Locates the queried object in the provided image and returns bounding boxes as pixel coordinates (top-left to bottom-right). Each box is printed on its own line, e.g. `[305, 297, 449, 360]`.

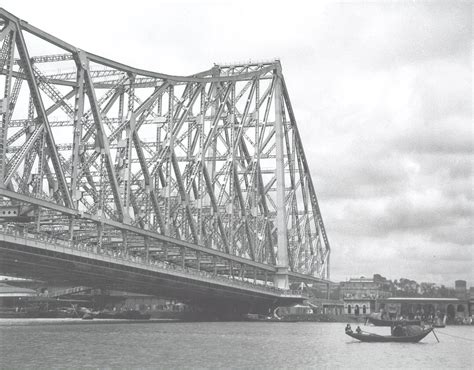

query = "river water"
[0, 319, 472, 369]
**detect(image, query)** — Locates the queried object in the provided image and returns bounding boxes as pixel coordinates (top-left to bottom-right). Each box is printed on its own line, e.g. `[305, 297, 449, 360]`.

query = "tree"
[420, 282, 436, 297]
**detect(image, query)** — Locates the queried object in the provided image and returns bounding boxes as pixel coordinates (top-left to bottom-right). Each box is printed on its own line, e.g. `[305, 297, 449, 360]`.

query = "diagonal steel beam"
[132, 130, 166, 233]
[0, 23, 14, 43]
[13, 24, 73, 207]
[80, 52, 124, 221]
[0, 27, 15, 186]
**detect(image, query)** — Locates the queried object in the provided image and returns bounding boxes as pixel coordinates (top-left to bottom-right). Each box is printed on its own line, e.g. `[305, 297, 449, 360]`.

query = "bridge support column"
[273, 72, 289, 290]
[145, 236, 149, 263]
[181, 247, 185, 269]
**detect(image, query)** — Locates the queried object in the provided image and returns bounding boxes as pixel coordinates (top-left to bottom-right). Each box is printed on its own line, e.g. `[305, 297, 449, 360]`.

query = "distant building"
[0, 282, 36, 310]
[455, 280, 468, 300]
[340, 277, 391, 315]
[378, 297, 470, 322]
[469, 287, 474, 317]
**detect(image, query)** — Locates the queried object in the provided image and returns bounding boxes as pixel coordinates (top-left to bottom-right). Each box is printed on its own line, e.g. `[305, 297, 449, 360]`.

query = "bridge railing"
[0, 224, 306, 298]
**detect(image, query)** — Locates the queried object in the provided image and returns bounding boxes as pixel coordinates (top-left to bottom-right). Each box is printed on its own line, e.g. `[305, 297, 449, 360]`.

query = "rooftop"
[382, 297, 463, 302]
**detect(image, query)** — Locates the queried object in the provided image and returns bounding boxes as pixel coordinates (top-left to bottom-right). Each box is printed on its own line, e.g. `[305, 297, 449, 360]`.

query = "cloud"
[314, 2, 471, 68]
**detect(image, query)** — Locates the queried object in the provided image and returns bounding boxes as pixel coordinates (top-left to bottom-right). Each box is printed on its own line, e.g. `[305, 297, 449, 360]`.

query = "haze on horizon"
[2, 0, 472, 286]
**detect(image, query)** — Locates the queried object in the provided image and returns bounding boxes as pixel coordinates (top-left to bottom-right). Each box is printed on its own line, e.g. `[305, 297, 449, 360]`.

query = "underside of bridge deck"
[0, 236, 304, 318]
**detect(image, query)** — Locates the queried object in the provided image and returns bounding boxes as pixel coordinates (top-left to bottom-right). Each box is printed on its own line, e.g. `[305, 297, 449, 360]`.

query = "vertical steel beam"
[145, 236, 149, 263]
[70, 52, 85, 207]
[122, 74, 135, 223]
[273, 72, 289, 289]
[197, 85, 205, 244]
[164, 86, 173, 234]
[228, 84, 235, 253]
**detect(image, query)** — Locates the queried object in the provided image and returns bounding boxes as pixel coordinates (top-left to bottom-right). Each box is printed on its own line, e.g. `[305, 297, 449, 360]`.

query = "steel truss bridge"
[0, 8, 330, 315]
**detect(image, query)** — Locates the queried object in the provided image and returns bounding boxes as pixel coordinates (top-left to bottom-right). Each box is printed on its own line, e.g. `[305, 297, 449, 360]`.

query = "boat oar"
[432, 329, 440, 343]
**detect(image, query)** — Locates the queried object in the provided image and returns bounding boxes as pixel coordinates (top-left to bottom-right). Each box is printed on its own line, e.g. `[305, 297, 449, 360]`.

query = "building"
[340, 277, 391, 316]
[0, 282, 37, 313]
[455, 280, 468, 299]
[469, 287, 474, 316]
[378, 297, 470, 322]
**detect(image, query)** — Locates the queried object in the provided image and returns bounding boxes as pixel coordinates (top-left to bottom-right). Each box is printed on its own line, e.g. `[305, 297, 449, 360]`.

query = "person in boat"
[392, 323, 406, 337]
[356, 326, 362, 334]
[345, 324, 352, 333]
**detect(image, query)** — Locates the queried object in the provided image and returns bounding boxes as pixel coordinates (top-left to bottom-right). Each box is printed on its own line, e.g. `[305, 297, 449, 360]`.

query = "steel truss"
[0, 8, 330, 282]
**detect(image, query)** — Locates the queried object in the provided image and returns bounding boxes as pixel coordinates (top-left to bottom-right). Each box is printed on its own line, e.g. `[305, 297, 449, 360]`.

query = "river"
[0, 319, 472, 369]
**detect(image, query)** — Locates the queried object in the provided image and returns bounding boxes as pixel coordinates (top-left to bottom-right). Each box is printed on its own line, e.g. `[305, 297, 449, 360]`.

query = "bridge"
[0, 8, 331, 317]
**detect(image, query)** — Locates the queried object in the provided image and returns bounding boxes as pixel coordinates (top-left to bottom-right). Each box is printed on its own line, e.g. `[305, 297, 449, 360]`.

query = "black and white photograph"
[0, 0, 472, 368]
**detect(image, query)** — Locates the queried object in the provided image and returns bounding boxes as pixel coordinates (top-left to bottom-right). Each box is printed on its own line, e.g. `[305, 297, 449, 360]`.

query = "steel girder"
[0, 8, 330, 279]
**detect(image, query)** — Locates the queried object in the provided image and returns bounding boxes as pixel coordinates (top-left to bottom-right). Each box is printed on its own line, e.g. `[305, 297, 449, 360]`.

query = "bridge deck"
[0, 226, 306, 312]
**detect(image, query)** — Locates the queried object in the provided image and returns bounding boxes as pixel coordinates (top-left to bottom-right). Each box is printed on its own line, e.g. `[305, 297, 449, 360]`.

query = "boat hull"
[346, 329, 433, 343]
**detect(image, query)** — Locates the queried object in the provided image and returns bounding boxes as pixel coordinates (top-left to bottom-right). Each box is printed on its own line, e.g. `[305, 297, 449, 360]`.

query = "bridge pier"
[274, 267, 289, 290]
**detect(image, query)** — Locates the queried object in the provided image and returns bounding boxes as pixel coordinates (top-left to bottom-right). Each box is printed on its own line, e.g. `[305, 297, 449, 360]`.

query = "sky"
[2, 0, 472, 286]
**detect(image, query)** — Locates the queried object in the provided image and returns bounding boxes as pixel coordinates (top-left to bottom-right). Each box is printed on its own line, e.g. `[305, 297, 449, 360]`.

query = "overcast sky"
[3, 0, 472, 286]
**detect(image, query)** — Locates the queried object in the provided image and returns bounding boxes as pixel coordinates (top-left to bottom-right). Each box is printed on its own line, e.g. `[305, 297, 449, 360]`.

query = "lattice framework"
[0, 8, 330, 279]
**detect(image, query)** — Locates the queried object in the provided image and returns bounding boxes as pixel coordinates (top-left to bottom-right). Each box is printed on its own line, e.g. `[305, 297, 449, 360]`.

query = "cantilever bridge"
[0, 8, 330, 316]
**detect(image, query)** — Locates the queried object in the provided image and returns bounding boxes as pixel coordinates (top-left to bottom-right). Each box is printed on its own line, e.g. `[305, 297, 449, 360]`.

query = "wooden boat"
[346, 328, 433, 343]
[367, 317, 421, 327]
